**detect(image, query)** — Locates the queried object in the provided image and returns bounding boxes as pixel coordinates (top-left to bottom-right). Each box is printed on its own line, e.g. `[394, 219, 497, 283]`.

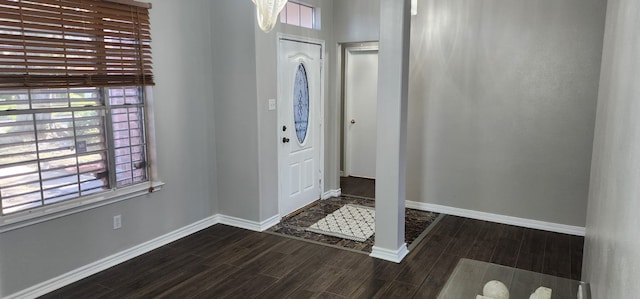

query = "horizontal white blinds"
[0, 0, 154, 89]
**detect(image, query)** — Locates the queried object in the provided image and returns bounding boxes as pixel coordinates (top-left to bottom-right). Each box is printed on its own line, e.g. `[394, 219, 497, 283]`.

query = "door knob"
[350, 119, 356, 124]
[282, 137, 290, 143]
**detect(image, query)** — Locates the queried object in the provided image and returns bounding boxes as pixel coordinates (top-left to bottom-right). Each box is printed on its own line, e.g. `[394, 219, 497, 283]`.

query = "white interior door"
[278, 38, 323, 217]
[345, 48, 378, 179]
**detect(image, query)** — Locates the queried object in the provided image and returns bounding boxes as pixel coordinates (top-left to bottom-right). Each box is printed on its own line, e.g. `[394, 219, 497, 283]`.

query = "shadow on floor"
[341, 176, 375, 198]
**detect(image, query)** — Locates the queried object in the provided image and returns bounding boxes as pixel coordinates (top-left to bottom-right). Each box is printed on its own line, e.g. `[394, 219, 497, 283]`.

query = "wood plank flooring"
[340, 176, 375, 198]
[40, 216, 583, 298]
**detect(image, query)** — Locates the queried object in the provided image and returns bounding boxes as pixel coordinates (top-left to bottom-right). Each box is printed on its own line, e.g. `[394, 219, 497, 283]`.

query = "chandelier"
[252, 0, 288, 33]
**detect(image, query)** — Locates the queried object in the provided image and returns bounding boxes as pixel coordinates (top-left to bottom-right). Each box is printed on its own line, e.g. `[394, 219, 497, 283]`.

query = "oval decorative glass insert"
[293, 63, 310, 144]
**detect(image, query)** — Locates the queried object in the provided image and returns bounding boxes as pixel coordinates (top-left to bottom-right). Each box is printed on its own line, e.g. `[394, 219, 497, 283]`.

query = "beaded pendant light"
[252, 0, 288, 32]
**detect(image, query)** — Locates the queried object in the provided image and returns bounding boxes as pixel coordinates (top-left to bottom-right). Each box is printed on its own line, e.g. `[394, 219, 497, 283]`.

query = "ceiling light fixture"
[252, 0, 288, 32]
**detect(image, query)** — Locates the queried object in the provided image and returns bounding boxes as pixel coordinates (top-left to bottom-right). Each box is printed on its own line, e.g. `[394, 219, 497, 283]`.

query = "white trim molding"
[217, 214, 280, 232]
[322, 189, 342, 199]
[0, 181, 165, 233]
[6, 215, 219, 299]
[7, 212, 284, 298]
[370, 243, 409, 263]
[406, 201, 586, 236]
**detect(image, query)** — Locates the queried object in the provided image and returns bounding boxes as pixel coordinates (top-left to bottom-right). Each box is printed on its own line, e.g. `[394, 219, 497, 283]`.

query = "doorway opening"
[340, 42, 379, 198]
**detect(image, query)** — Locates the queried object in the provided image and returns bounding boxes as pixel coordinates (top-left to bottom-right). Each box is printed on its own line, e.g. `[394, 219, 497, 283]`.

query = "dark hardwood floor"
[340, 176, 375, 198]
[40, 216, 583, 298]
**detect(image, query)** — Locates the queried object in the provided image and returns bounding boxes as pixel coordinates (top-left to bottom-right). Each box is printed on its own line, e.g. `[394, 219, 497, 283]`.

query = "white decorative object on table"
[529, 286, 552, 299]
[483, 280, 510, 299]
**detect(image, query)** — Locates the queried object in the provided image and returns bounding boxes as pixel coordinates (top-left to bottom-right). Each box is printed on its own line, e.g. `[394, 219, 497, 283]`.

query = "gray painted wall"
[0, 0, 218, 296]
[583, 0, 640, 296]
[211, 0, 261, 221]
[407, 0, 605, 227]
[333, 0, 380, 43]
[334, 0, 606, 227]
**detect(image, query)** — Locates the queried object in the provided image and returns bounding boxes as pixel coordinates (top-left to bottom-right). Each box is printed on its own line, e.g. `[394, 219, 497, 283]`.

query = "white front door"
[278, 38, 323, 217]
[345, 47, 379, 179]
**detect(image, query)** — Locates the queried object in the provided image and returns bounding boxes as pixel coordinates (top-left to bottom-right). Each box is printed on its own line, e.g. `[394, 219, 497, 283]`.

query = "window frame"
[0, 86, 162, 233]
[0, 0, 162, 232]
[279, 1, 319, 30]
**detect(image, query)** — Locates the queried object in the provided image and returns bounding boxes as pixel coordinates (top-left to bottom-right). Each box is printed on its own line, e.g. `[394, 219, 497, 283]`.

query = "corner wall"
[407, 0, 606, 227]
[583, 0, 640, 296]
[211, 0, 261, 221]
[0, 0, 219, 296]
[334, 0, 606, 228]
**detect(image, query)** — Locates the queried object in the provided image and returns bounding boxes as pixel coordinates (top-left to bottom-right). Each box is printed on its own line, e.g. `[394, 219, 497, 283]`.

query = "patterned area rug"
[266, 196, 442, 253]
[306, 204, 375, 242]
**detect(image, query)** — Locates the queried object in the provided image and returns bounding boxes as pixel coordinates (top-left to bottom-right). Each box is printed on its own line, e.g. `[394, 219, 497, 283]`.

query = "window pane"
[109, 93, 147, 187]
[286, 2, 300, 26]
[36, 112, 75, 160]
[69, 88, 101, 107]
[280, 5, 287, 23]
[108, 87, 143, 105]
[279, 2, 317, 30]
[78, 152, 109, 195]
[31, 89, 71, 109]
[0, 90, 30, 111]
[0, 112, 40, 214]
[0, 114, 37, 165]
[0, 162, 42, 214]
[293, 64, 310, 144]
[300, 5, 314, 29]
[0, 94, 109, 215]
[75, 110, 107, 153]
[113, 143, 147, 187]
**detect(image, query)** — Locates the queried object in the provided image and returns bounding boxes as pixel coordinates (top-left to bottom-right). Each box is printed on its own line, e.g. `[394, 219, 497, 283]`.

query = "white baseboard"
[217, 213, 280, 232]
[9, 199, 584, 298]
[6, 215, 220, 299]
[405, 201, 585, 236]
[7, 212, 284, 298]
[322, 189, 341, 199]
[370, 243, 409, 263]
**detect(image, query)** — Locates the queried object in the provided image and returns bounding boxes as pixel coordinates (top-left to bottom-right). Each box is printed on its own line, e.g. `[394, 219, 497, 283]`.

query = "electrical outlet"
[113, 215, 122, 230]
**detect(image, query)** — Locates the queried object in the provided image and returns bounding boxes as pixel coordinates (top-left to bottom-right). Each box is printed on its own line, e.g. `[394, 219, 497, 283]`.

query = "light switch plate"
[268, 99, 276, 111]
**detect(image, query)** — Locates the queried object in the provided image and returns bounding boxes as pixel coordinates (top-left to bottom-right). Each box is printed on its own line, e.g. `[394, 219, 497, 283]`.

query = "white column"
[370, 0, 411, 263]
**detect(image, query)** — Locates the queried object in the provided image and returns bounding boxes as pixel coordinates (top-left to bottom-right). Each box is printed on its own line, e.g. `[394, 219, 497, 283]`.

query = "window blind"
[0, 0, 154, 90]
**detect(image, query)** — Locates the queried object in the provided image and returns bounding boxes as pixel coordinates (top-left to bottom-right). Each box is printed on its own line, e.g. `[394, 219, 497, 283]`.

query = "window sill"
[0, 181, 165, 234]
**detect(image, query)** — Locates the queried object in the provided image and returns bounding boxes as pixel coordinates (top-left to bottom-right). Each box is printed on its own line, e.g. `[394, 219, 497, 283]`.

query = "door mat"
[265, 196, 442, 253]
[306, 204, 375, 242]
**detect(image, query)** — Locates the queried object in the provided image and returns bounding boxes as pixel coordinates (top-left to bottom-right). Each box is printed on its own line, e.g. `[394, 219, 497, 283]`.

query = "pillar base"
[369, 243, 409, 263]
